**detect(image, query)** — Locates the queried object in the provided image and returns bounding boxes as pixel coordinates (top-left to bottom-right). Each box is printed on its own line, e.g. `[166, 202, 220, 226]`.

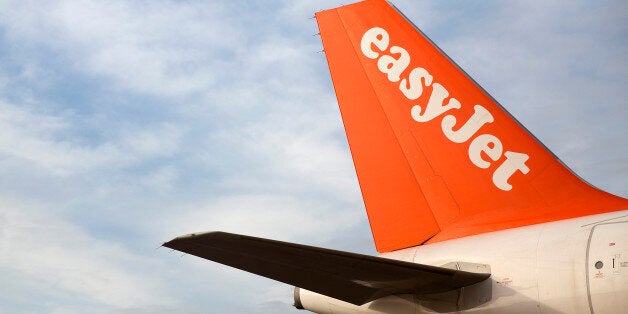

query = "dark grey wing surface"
[163, 231, 490, 305]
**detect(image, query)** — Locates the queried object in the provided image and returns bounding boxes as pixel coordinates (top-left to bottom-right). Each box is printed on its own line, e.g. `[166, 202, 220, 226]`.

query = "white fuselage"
[298, 210, 628, 313]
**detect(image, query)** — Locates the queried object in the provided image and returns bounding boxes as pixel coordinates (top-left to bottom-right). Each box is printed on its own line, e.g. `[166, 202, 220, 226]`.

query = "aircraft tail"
[315, 0, 627, 252]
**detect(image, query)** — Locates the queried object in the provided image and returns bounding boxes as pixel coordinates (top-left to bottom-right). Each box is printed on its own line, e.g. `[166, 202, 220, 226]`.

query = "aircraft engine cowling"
[294, 287, 425, 314]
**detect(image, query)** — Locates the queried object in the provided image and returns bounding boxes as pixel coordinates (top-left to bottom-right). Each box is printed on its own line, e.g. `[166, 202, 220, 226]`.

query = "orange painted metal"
[315, 0, 628, 252]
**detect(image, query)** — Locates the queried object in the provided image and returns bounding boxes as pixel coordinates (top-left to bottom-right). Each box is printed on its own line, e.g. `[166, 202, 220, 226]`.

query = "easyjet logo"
[360, 27, 530, 191]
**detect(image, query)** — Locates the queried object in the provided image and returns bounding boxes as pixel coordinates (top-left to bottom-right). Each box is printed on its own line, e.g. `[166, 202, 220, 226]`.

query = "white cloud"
[0, 99, 183, 177]
[0, 0, 232, 97]
[164, 193, 363, 245]
[0, 197, 174, 312]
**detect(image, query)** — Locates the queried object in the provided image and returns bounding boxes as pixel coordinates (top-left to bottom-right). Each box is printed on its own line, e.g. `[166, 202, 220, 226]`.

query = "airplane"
[164, 0, 628, 313]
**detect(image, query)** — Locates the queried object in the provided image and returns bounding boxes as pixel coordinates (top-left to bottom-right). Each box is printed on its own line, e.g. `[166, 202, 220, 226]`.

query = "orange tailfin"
[315, 0, 627, 252]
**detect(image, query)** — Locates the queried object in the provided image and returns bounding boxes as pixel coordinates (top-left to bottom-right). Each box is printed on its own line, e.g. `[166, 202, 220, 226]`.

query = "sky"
[0, 0, 625, 313]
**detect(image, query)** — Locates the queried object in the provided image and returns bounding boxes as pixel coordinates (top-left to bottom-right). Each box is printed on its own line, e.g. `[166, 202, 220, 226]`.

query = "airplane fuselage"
[296, 210, 628, 313]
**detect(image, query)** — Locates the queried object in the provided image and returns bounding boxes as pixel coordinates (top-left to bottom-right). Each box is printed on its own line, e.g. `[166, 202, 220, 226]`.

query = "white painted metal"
[297, 210, 628, 313]
[586, 222, 628, 314]
[299, 289, 420, 314]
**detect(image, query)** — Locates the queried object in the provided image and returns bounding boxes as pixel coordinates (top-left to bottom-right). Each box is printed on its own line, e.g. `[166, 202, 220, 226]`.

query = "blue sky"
[0, 0, 625, 313]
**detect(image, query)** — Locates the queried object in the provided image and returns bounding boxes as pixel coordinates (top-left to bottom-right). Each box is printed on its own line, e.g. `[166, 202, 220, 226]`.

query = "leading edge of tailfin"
[315, 0, 628, 252]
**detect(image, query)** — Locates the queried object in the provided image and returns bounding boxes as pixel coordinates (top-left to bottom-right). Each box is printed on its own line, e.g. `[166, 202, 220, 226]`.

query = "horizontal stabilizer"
[163, 231, 490, 305]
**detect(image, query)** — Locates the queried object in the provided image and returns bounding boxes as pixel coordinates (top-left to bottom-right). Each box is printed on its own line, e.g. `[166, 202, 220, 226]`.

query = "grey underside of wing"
[163, 231, 490, 306]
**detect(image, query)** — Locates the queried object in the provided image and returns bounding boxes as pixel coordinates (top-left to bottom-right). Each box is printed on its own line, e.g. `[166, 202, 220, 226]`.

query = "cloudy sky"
[0, 0, 625, 313]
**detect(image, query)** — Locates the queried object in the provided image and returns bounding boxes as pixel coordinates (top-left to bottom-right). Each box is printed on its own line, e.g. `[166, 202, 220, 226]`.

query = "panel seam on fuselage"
[535, 223, 545, 313]
[581, 213, 628, 227]
[585, 220, 628, 314]
[585, 225, 595, 314]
